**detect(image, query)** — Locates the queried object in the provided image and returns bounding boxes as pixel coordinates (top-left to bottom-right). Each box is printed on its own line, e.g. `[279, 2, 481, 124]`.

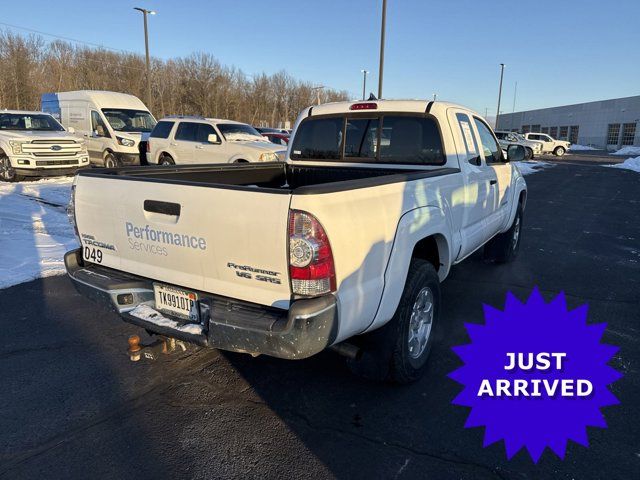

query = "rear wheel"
[484, 205, 523, 263]
[347, 259, 440, 383]
[0, 155, 21, 182]
[104, 152, 119, 168]
[554, 146, 566, 157]
[524, 147, 533, 160]
[159, 154, 174, 166]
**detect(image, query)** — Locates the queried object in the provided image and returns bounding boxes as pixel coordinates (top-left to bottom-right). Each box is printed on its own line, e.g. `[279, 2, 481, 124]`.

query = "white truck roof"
[52, 90, 150, 110]
[307, 99, 479, 118]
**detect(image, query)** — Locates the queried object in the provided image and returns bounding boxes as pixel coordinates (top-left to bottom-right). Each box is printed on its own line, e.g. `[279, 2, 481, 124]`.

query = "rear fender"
[364, 205, 453, 333]
[502, 177, 527, 233]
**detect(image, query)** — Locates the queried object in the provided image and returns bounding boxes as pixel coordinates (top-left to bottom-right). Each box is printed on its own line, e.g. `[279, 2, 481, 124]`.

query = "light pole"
[495, 63, 505, 130]
[361, 70, 369, 100]
[378, 0, 387, 99]
[134, 7, 156, 109]
[311, 86, 325, 105]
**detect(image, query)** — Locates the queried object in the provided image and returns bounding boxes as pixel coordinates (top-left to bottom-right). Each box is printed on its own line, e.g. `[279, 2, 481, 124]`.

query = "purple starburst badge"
[449, 287, 622, 462]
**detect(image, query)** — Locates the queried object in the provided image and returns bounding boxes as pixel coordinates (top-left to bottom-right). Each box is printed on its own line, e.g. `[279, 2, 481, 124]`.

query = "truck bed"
[77, 162, 460, 195]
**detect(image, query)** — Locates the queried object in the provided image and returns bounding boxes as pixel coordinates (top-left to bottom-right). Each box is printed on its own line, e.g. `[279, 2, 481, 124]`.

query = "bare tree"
[0, 30, 349, 126]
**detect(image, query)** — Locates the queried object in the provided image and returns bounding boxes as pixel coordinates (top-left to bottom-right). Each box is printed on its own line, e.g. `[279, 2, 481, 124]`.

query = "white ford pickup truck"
[65, 100, 527, 383]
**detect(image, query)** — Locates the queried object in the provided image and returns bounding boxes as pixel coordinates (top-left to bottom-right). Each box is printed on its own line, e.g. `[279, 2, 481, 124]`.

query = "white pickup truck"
[65, 100, 527, 383]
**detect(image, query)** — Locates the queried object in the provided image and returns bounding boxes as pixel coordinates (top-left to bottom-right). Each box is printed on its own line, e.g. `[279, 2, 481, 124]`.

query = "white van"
[41, 91, 156, 167]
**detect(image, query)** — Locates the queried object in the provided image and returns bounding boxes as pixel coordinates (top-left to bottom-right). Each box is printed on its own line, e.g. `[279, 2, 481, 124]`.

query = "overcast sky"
[2, 0, 638, 115]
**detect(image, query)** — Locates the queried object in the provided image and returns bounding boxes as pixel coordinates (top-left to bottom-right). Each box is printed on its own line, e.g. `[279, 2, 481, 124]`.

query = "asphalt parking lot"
[1, 161, 639, 479]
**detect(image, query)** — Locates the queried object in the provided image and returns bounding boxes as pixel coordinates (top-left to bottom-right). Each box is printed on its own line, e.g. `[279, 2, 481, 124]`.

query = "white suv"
[524, 133, 570, 156]
[146, 116, 284, 165]
[494, 131, 542, 159]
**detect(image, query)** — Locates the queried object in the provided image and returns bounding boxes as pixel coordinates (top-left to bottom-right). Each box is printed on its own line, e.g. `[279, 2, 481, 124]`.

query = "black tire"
[347, 259, 440, 384]
[104, 152, 119, 168]
[484, 205, 523, 263]
[159, 154, 175, 166]
[0, 154, 22, 182]
[524, 147, 533, 160]
[554, 146, 566, 157]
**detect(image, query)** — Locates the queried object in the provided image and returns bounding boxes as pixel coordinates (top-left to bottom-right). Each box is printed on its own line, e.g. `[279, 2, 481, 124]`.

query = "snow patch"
[514, 161, 553, 176]
[0, 177, 77, 289]
[569, 144, 598, 151]
[604, 156, 640, 173]
[612, 146, 640, 156]
[129, 304, 204, 335]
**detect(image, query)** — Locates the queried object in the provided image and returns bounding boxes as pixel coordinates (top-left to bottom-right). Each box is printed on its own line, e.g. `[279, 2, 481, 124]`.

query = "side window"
[175, 122, 198, 142]
[345, 118, 379, 158]
[91, 111, 109, 138]
[455, 113, 480, 165]
[473, 118, 502, 164]
[196, 123, 216, 142]
[378, 116, 444, 164]
[150, 121, 174, 139]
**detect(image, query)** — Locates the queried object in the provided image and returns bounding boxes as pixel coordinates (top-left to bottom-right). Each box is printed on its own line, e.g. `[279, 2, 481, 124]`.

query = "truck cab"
[42, 90, 156, 167]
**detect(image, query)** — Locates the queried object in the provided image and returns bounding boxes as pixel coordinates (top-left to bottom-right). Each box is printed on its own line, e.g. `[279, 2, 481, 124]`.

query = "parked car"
[262, 132, 290, 146]
[65, 99, 527, 383]
[494, 131, 541, 159]
[0, 110, 89, 182]
[254, 127, 280, 134]
[146, 116, 284, 165]
[255, 127, 290, 135]
[523, 132, 570, 156]
[41, 90, 156, 167]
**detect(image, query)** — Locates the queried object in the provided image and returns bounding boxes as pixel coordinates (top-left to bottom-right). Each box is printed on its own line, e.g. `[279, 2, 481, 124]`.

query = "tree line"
[0, 31, 350, 127]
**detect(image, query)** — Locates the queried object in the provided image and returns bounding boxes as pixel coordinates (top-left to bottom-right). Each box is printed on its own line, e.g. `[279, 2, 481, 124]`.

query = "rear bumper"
[64, 248, 338, 359]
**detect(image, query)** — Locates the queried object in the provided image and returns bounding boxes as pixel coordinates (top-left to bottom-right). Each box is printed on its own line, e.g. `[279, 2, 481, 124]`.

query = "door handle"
[144, 200, 181, 216]
[490, 179, 497, 185]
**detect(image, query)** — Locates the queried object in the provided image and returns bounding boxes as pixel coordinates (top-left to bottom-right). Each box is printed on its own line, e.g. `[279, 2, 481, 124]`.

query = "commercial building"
[497, 95, 640, 150]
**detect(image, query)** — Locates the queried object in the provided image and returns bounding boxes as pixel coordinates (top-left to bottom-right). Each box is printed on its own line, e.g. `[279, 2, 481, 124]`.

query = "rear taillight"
[288, 210, 336, 296]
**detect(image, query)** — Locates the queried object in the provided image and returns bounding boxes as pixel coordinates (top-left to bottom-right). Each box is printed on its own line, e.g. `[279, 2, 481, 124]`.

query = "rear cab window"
[290, 113, 445, 165]
[150, 121, 175, 139]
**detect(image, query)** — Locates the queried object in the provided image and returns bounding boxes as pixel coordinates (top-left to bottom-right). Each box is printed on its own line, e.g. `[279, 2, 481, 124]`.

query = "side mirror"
[67, 126, 75, 134]
[507, 144, 525, 162]
[207, 133, 220, 144]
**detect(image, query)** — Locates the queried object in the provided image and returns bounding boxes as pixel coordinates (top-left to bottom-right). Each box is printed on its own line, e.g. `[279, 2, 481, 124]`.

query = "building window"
[559, 126, 568, 140]
[549, 126, 558, 138]
[531, 125, 541, 133]
[522, 125, 530, 134]
[621, 123, 637, 146]
[607, 124, 621, 145]
[569, 126, 579, 144]
[541, 127, 549, 134]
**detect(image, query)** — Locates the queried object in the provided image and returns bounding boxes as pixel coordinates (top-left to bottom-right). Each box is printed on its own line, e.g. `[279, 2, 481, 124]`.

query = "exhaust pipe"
[330, 342, 362, 360]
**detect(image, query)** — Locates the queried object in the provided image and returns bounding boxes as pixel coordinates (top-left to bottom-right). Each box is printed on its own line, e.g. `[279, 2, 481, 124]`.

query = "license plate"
[153, 283, 199, 321]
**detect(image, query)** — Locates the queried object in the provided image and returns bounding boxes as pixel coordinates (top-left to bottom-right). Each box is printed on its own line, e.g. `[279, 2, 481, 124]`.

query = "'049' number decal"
[83, 246, 103, 264]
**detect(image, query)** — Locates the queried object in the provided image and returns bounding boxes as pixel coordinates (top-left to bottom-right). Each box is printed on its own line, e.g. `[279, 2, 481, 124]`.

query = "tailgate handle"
[144, 200, 181, 216]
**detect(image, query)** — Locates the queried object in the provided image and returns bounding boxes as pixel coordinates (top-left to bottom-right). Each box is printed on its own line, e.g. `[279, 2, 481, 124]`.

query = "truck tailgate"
[74, 176, 292, 308]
